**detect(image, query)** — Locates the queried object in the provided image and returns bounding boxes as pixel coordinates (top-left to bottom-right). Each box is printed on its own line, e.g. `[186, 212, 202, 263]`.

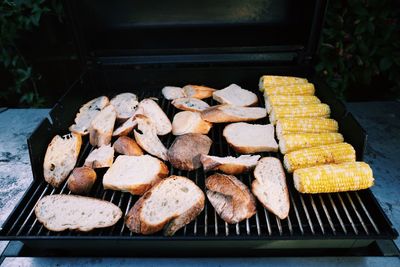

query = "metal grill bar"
[276, 217, 282, 236]
[346, 192, 369, 235]
[289, 190, 304, 235]
[338, 193, 358, 235]
[300, 194, 315, 234]
[319, 195, 336, 235]
[264, 208, 272, 236]
[328, 194, 347, 234]
[310, 195, 325, 234]
[355, 192, 380, 234]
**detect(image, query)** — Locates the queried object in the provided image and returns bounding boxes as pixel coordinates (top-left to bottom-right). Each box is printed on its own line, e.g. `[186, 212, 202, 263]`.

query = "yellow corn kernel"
[270, 104, 330, 125]
[265, 95, 321, 113]
[279, 132, 344, 154]
[283, 143, 356, 173]
[263, 83, 315, 96]
[259, 75, 308, 91]
[293, 162, 374, 193]
[276, 118, 339, 140]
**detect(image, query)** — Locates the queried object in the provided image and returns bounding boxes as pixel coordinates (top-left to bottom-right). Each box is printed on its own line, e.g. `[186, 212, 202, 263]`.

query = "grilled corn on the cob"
[259, 75, 308, 91]
[265, 95, 321, 113]
[279, 132, 344, 154]
[263, 83, 315, 96]
[270, 103, 330, 125]
[276, 118, 339, 140]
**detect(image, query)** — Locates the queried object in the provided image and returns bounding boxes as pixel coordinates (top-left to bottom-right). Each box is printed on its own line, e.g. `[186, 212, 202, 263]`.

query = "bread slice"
[162, 86, 185, 100]
[172, 111, 212, 135]
[213, 84, 258, 106]
[84, 145, 114, 169]
[67, 167, 97, 195]
[125, 175, 205, 236]
[200, 154, 260, 175]
[201, 105, 267, 123]
[112, 116, 138, 136]
[69, 96, 109, 135]
[252, 157, 290, 220]
[110, 93, 138, 121]
[134, 115, 168, 161]
[113, 136, 143, 156]
[89, 105, 117, 147]
[43, 133, 82, 188]
[103, 155, 168, 195]
[35, 194, 122, 232]
[223, 122, 278, 153]
[206, 173, 256, 224]
[136, 98, 172, 135]
[168, 133, 212, 171]
[183, 85, 216, 99]
[172, 97, 210, 112]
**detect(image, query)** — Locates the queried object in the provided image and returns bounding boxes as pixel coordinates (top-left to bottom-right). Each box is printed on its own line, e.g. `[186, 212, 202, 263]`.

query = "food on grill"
[293, 162, 374, 194]
[84, 145, 114, 168]
[259, 75, 308, 91]
[35, 194, 122, 232]
[206, 173, 256, 224]
[125, 175, 205, 236]
[182, 84, 216, 99]
[89, 105, 117, 147]
[276, 118, 339, 140]
[112, 116, 138, 136]
[223, 122, 278, 153]
[172, 111, 212, 135]
[200, 154, 260, 175]
[113, 136, 143, 156]
[279, 132, 344, 154]
[269, 103, 330, 125]
[110, 93, 139, 121]
[134, 115, 168, 161]
[201, 105, 267, 123]
[43, 133, 82, 188]
[168, 133, 212, 170]
[251, 157, 290, 220]
[69, 96, 109, 135]
[265, 95, 321, 113]
[263, 83, 315, 96]
[212, 84, 258, 107]
[172, 97, 210, 112]
[67, 166, 97, 194]
[136, 98, 172, 136]
[103, 155, 168, 195]
[162, 86, 185, 100]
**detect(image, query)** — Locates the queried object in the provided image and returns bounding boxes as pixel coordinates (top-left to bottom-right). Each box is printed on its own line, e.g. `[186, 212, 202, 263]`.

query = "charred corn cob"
[279, 132, 344, 154]
[276, 118, 339, 140]
[283, 143, 356, 173]
[265, 95, 321, 113]
[269, 103, 330, 125]
[259, 75, 308, 91]
[293, 162, 374, 193]
[263, 83, 315, 96]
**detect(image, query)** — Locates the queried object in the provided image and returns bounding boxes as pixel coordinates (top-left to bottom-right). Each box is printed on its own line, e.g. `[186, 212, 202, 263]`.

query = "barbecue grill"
[0, 0, 398, 257]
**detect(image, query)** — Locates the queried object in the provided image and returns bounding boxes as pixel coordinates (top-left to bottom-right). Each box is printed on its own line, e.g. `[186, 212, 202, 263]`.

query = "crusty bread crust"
[89, 105, 116, 147]
[200, 154, 260, 175]
[172, 111, 212, 135]
[67, 167, 97, 195]
[201, 105, 267, 123]
[183, 85, 216, 99]
[113, 136, 143, 156]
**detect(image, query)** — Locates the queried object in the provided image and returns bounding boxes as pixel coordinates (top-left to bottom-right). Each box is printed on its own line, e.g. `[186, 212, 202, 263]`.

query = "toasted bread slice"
[112, 116, 138, 136]
[84, 145, 114, 169]
[110, 93, 138, 121]
[213, 84, 258, 106]
[43, 133, 82, 188]
[89, 105, 117, 147]
[162, 86, 185, 100]
[172, 111, 212, 135]
[136, 98, 172, 135]
[172, 97, 210, 112]
[183, 85, 216, 99]
[67, 167, 97, 195]
[201, 105, 266, 123]
[113, 136, 143, 156]
[125, 175, 205, 236]
[200, 154, 260, 175]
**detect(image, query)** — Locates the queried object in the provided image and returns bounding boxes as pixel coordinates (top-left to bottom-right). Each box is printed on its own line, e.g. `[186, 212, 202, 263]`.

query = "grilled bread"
[67, 167, 97, 195]
[182, 85, 216, 99]
[112, 116, 138, 136]
[200, 154, 260, 175]
[113, 136, 143, 156]
[89, 105, 117, 147]
[172, 97, 210, 112]
[213, 84, 258, 106]
[84, 145, 114, 169]
[110, 93, 138, 121]
[201, 105, 267, 123]
[172, 111, 212, 135]
[162, 86, 185, 100]
[136, 98, 172, 135]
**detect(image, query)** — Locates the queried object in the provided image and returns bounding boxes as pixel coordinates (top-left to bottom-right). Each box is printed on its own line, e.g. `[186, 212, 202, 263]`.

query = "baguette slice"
[162, 86, 186, 100]
[134, 115, 168, 161]
[201, 105, 266, 123]
[84, 145, 114, 168]
[69, 96, 109, 135]
[223, 122, 278, 153]
[35, 194, 122, 232]
[201, 154, 260, 175]
[110, 93, 138, 121]
[67, 167, 97, 195]
[172, 97, 210, 112]
[103, 155, 169, 195]
[172, 111, 212, 135]
[89, 105, 117, 147]
[252, 157, 290, 220]
[183, 85, 216, 99]
[213, 84, 258, 106]
[113, 136, 143, 156]
[125, 175, 205, 236]
[112, 116, 138, 136]
[136, 98, 172, 135]
[206, 173, 256, 224]
[43, 133, 82, 188]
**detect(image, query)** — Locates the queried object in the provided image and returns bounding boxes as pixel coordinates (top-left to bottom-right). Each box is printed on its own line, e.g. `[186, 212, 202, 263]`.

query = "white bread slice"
[110, 93, 138, 121]
[172, 111, 212, 135]
[162, 86, 185, 100]
[252, 157, 289, 220]
[35, 194, 122, 232]
[172, 97, 210, 112]
[84, 145, 114, 169]
[112, 116, 138, 136]
[125, 175, 205, 236]
[134, 115, 168, 161]
[89, 105, 116, 147]
[201, 105, 266, 123]
[206, 173, 256, 224]
[103, 155, 168, 195]
[113, 136, 143, 156]
[43, 133, 82, 188]
[200, 154, 260, 175]
[183, 85, 216, 99]
[136, 98, 172, 135]
[223, 122, 278, 153]
[69, 96, 109, 135]
[213, 84, 258, 106]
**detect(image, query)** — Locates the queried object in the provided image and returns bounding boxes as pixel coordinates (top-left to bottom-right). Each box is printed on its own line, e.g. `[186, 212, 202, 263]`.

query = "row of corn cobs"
[259, 75, 374, 194]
